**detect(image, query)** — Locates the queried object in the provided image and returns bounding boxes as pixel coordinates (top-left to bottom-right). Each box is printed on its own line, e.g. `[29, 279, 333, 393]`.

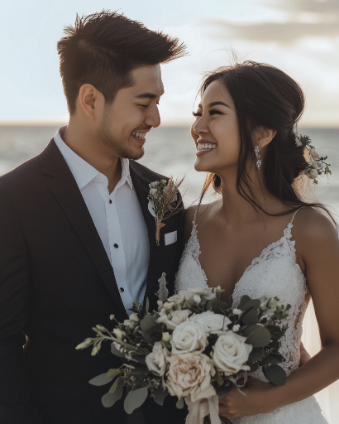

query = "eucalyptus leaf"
[241, 299, 261, 312]
[243, 325, 271, 348]
[130, 355, 147, 366]
[262, 354, 283, 364]
[89, 373, 114, 386]
[176, 397, 184, 409]
[241, 309, 258, 326]
[157, 272, 169, 302]
[111, 342, 126, 358]
[130, 367, 149, 377]
[154, 387, 169, 406]
[214, 383, 234, 398]
[239, 295, 251, 309]
[107, 369, 122, 378]
[248, 348, 264, 362]
[102, 380, 123, 408]
[209, 299, 229, 315]
[109, 376, 123, 394]
[145, 298, 150, 314]
[140, 314, 161, 344]
[263, 364, 286, 386]
[216, 369, 224, 386]
[124, 387, 149, 414]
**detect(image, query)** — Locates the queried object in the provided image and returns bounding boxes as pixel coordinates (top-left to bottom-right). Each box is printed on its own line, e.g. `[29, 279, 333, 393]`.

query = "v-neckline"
[191, 221, 295, 296]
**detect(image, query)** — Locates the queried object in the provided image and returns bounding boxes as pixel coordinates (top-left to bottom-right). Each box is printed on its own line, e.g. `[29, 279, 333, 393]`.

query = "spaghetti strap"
[193, 207, 199, 224]
[290, 207, 305, 225]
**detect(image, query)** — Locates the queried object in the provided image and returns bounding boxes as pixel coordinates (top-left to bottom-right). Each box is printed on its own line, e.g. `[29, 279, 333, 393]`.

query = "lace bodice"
[175, 210, 308, 378]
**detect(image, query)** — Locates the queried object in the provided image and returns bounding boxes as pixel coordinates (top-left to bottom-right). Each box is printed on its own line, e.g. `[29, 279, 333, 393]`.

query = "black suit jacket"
[0, 140, 186, 424]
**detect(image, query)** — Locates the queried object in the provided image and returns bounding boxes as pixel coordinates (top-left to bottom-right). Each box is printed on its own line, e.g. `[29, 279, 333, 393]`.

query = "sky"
[0, 0, 338, 127]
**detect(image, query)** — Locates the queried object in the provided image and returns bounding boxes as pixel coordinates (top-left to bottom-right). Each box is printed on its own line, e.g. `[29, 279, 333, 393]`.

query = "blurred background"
[0, 0, 338, 208]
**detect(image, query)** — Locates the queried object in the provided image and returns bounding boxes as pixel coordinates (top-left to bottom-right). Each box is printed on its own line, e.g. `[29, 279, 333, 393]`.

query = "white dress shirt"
[54, 127, 150, 315]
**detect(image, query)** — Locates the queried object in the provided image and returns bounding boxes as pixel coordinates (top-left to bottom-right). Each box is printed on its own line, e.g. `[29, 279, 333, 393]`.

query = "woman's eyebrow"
[197, 101, 231, 109]
[209, 101, 231, 109]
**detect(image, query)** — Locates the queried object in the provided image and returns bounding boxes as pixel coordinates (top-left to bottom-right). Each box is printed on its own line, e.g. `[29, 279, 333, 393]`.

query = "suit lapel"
[129, 161, 168, 302]
[39, 140, 127, 317]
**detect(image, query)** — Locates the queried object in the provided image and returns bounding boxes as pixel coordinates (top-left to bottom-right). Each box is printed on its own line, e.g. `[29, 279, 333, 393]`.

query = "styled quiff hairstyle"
[200, 61, 334, 221]
[57, 11, 187, 114]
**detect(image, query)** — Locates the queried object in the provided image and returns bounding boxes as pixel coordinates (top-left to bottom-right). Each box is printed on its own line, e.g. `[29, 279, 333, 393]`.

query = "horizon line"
[0, 120, 338, 129]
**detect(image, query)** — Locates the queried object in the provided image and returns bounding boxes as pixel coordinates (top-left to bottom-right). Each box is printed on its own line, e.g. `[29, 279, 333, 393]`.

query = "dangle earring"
[254, 145, 261, 170]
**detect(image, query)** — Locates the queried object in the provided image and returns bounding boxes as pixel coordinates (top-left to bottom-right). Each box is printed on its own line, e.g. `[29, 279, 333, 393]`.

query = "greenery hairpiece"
[295, 133, 331, 184]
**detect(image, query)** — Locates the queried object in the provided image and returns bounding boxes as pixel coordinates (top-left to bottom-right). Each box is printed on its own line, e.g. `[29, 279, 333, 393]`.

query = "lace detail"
[174, 211, 328, 423]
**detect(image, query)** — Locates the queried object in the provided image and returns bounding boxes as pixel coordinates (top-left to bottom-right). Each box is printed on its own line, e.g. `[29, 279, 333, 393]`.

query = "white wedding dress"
[175, 209, 328, 423]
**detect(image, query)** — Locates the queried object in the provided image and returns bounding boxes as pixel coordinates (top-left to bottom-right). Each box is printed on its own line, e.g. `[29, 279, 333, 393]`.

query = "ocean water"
[0, 125, 339, 213]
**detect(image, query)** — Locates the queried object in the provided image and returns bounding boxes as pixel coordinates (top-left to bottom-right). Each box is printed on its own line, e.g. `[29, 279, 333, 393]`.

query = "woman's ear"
[254, 126, 277, 149]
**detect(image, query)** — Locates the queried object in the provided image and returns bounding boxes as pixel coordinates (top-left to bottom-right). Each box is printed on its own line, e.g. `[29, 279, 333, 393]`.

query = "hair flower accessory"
[295, 133, 331, 184]
[147, 177, 183, 246]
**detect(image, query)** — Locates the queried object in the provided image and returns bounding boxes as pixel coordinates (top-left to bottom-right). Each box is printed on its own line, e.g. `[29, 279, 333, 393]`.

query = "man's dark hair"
[57, 11, 187, 114]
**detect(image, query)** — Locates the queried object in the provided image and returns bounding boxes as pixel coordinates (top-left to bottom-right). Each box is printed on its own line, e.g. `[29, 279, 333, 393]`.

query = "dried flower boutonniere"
[148, 177, 183, 246]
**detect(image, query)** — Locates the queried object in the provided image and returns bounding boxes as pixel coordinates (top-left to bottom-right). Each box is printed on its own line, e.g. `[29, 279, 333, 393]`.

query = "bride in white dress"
[175, 61, 339, 423]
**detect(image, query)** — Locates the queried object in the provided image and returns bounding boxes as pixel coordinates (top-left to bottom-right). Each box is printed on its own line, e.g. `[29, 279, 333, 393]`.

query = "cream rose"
[145, 342, 168, 377]
[190, 311, 231, 334]
[212, 332, 252, 376]
[171, 321, 208, 354]
[167, 352, 216, 402]
[157, 309, 192, 331]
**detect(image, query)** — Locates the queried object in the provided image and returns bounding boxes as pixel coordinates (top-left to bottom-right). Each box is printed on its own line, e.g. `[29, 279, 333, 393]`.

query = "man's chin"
[122, 148, 145, 161]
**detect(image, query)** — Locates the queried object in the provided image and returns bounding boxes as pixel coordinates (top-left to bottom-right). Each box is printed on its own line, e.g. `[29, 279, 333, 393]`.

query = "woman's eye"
[192, 111, 201, 117]
[209, 109, 222, 115]
[138, 104, 149, 108]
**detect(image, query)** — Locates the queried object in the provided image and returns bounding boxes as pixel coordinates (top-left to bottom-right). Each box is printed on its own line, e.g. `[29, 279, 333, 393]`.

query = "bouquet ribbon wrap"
[185, 395, 222, 424]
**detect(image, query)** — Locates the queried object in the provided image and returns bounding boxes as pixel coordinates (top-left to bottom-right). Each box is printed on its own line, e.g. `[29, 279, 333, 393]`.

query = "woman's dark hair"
[199, 61, 335, 222]
[57, 11, 186, 114]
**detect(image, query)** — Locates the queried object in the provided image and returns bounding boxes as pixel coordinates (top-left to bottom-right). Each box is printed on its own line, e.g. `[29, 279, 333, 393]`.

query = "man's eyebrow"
[135, 92, 164, 99]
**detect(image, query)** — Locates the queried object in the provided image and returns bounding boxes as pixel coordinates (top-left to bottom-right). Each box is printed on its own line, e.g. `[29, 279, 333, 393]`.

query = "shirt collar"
[54, 126, 133, 191]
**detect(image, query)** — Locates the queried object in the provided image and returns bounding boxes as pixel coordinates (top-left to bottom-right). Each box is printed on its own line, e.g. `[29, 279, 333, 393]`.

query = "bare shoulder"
[184, 202, 218, 243]
[293, 207, 339, 257]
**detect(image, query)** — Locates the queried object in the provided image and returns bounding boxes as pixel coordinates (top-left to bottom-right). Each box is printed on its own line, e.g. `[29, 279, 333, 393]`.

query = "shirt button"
[109, 199, 112, 204]
[114, 243, 118, 248]
[120, 287, 124, 293]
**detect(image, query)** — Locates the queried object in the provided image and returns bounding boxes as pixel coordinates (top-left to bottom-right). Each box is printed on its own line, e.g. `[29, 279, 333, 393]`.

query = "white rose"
[212, 332, 252, 376]
[145, 341, 168, 377]
[190, 311, 231, 334]
[171, 321, 208, 354]
[167, 353, 216, 402]
[157, 309, 192, 331]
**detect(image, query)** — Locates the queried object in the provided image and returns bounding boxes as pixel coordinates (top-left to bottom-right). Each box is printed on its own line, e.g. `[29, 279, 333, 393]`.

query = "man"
[0, 11, 187, 424]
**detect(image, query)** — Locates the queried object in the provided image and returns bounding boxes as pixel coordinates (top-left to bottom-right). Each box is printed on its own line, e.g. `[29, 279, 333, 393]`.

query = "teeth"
[197, 143, 216, 151]
[132, 131, 147, 139]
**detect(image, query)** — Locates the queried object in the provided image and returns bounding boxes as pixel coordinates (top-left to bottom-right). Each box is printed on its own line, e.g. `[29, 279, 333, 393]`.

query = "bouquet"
[76, 274, 290, 424]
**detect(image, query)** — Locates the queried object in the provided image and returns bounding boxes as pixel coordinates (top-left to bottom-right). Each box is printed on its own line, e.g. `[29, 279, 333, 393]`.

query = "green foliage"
[243, 325, 271, 348]
[124, 387, 149, 414]
[263, 364, 286, 386]
[176, 397, 185, 409]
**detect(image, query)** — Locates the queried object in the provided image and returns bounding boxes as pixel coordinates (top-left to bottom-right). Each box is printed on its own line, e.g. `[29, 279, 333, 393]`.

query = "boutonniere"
[148, 177, 183, 246]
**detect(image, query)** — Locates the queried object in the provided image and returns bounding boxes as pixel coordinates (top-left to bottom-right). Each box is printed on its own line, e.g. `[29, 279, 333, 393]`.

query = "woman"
[175, 61, 339, 423]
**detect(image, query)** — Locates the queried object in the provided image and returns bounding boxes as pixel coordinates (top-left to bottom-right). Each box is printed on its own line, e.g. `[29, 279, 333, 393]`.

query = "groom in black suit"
[0, 11, 187, 424]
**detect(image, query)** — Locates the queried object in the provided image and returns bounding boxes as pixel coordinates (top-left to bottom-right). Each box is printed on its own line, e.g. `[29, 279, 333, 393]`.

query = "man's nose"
[145, 105, 161, 128]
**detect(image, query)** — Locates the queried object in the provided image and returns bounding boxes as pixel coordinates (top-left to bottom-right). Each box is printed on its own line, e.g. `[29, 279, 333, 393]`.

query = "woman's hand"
[219, 377, 280, 418]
